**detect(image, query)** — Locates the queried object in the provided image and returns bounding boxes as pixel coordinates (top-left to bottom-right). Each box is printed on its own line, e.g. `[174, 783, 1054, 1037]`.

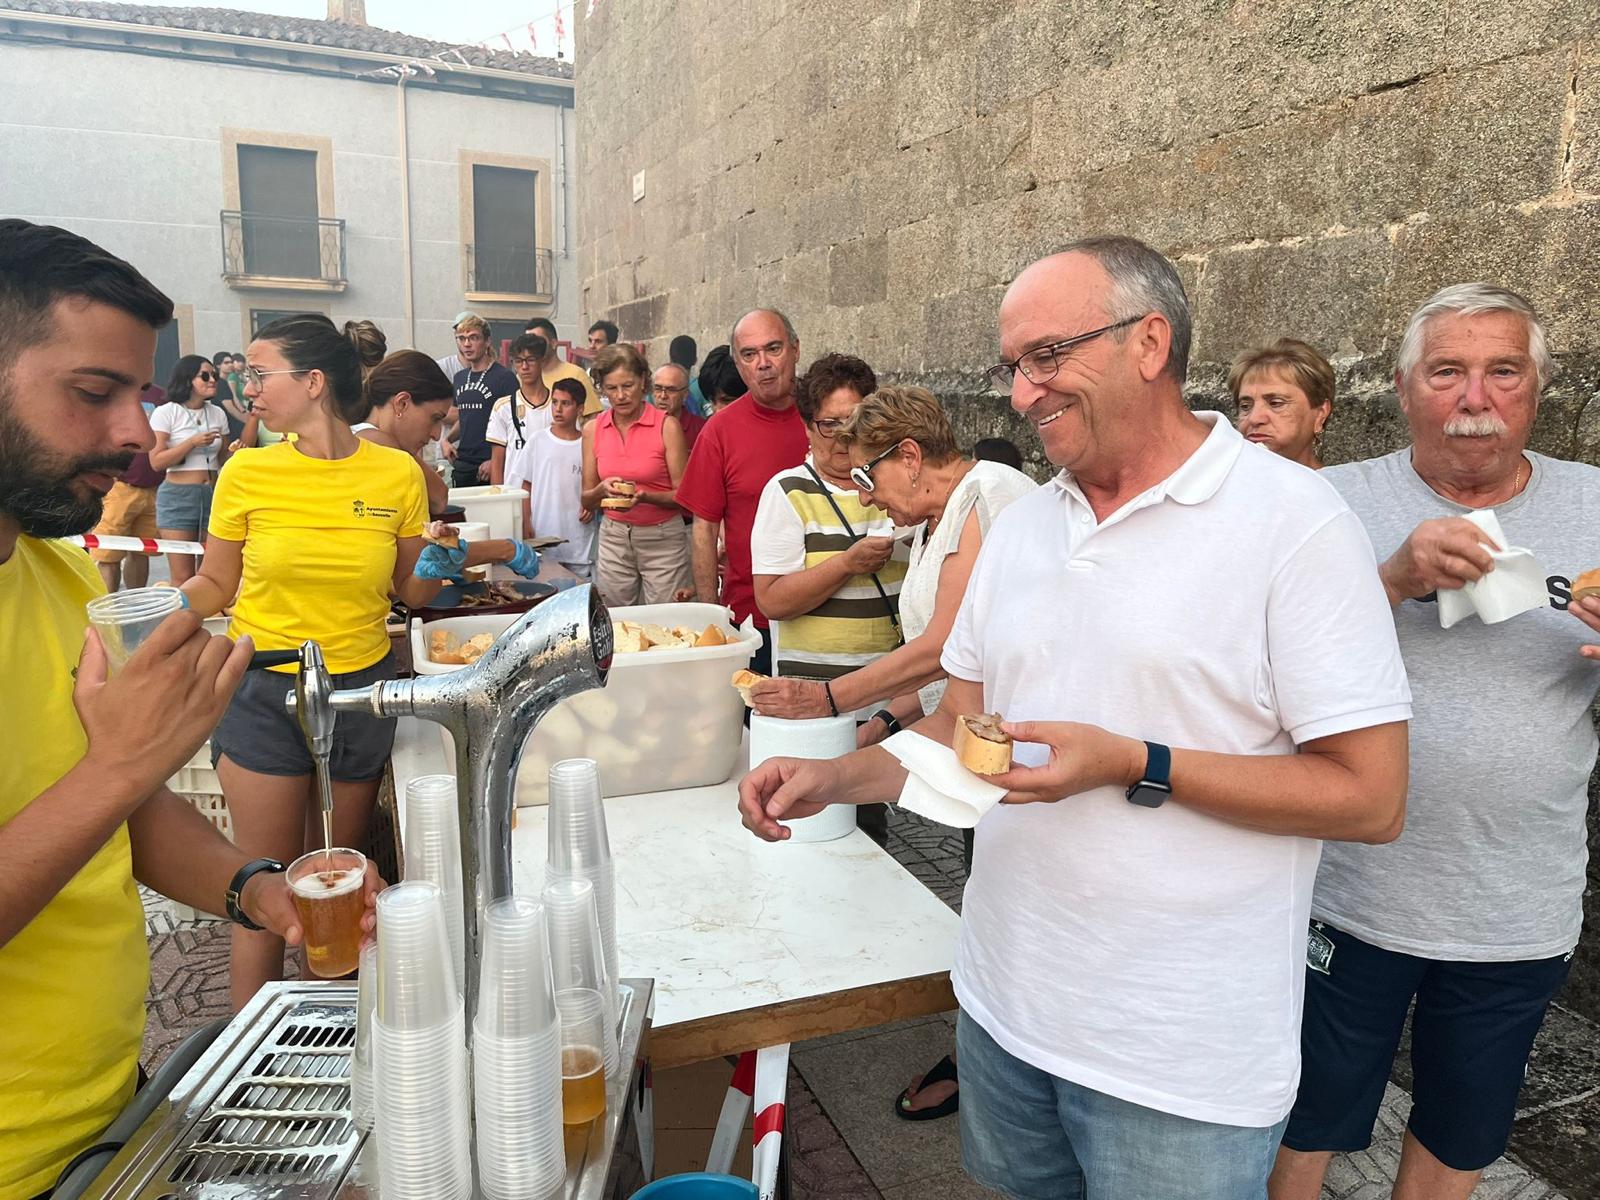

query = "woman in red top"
[581, 344, 691, 605]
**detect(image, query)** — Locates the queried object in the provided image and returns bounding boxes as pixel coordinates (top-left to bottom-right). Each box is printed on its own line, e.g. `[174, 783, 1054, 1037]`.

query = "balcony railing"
[466, 244, 554, 297]
[221, 210, 346, 287]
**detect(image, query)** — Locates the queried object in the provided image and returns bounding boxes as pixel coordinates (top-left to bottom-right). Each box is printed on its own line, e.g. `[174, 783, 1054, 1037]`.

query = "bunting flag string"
[363, 0, 601, 81]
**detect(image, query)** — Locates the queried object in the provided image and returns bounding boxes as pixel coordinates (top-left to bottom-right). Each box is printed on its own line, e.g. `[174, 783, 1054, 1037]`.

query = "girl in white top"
[148, 354, 231, 583]
[749, 386, 1036, 728]
[522, 378, 595, 576]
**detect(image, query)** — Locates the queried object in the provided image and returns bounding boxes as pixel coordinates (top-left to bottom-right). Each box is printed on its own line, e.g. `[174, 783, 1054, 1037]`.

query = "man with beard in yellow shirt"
[0, 221, 362, 1200]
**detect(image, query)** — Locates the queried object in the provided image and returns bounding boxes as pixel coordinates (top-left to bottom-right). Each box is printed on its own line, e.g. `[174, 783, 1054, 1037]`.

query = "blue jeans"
[957, 1011, 1288, 1200]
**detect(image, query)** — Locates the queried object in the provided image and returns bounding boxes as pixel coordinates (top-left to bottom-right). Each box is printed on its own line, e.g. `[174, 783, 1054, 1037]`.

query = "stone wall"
[576, 2, 1600, 1014]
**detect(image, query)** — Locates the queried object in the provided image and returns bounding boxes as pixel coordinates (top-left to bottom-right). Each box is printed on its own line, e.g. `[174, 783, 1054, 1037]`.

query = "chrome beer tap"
[288, 584, 613, 1021]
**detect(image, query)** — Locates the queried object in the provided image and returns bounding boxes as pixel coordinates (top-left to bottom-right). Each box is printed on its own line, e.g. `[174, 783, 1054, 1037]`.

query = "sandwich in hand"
[600, 480, 638, 511]
[1573, 567, 1600, 602]
[731, 668, 768, 706]
[423, 520, 461, 549]
[954, 713, 1013, 775]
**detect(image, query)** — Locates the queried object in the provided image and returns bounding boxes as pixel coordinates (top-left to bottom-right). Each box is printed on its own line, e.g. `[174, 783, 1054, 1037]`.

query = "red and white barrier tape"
[66, 533, 205, 555]
[752, 1043, 789, 1200]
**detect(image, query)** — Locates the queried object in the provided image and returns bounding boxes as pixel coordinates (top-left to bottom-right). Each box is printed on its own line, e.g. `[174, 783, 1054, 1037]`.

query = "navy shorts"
[1283, 922, 1572, 1172]
[212, 651, 398, 781]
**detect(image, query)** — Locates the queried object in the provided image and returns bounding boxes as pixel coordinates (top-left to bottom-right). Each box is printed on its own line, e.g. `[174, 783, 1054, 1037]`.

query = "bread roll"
[423, 520, 460, 549]
[955, 713, 1012, 775]
[731, 668, 767, 706]
[429, 629, 466, 665]
[1573, 568, 1600, 601]
[696, 623, 729, 647]
[600, 496, 636, 511]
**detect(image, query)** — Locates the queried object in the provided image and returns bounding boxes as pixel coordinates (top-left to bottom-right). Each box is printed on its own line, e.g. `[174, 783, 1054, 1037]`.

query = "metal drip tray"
[86, 978, 652, 1200]
[91, 984, 363, 1199]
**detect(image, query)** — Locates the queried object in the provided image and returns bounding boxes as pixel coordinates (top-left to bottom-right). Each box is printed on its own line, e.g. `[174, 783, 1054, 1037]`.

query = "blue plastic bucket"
[630, 1173, 759, 1199]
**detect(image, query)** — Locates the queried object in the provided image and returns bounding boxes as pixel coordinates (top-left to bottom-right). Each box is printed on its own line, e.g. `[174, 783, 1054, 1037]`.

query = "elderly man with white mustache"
[1272, 284, 1600, 1200]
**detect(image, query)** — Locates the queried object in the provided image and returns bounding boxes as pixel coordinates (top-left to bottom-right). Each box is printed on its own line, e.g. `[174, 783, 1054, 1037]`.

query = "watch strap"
[1125, 741, 1173, 808]
[226, 858, 286, 930]
[871, 709, 903, 737]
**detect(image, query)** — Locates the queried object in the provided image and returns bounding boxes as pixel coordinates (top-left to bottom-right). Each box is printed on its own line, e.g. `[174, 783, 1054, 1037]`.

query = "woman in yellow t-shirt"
[182, 315, 539, 1007]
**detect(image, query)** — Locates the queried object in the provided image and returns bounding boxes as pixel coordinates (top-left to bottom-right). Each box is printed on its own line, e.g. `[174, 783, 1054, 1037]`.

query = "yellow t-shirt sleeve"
[401, 458, 428, 537]
[209, 453, 250, 540]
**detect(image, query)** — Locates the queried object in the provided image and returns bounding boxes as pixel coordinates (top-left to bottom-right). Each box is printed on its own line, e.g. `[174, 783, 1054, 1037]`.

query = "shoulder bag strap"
[803, 463, 903, 645]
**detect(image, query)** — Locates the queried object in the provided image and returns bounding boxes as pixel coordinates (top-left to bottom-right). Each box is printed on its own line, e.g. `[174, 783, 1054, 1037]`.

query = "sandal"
[894, 1053, 959, 1121]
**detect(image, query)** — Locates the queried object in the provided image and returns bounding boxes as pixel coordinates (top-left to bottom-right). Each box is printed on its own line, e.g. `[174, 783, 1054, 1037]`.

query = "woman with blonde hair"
[581, 343, 691, 605]
[1229, 338, 1335, 470]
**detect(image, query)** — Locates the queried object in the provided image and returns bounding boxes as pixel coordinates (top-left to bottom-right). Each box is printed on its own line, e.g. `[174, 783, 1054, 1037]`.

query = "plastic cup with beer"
[85, 586, 185, 675]
[543, 876, 620, 1084]
[403, 774, 465, 994]
[286, 847, 366, 979]
[552, 987, 609, 1127]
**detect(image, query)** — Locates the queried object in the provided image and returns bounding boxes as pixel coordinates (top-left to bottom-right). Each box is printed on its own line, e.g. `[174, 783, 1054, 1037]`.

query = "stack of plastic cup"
[473, 897, 565, 1200]
[545, 759, 619, 1022]
[404, 774, 465, 995]
[542, 876, 620, 1083]
[351, 940, 377, 1133]
[85, 587, 185, 674]
[372, 882, 471, 1200]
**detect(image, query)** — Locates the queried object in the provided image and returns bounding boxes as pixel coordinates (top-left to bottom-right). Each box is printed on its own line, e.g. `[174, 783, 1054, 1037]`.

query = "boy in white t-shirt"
[487, 333, 553, 490]
[520, 377, 594, 578]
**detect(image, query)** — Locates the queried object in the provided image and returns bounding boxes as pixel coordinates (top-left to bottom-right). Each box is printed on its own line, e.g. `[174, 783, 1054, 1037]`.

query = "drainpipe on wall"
[555, 103, 568, 258]
[396, 67, 416, 348]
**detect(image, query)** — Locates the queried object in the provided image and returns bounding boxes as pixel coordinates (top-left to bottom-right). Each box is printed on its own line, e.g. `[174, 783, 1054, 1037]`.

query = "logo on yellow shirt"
[351, 499, 399, 520]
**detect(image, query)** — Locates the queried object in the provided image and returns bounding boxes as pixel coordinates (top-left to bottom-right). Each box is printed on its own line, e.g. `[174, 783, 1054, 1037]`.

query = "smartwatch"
[226, 858, 286, 930]
[1125, 741, 1172, 808]
[871, 709, 903, 737]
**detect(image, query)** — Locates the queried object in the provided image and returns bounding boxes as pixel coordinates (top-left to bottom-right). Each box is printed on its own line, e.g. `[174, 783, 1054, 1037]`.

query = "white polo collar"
[1049, 410, 1243, 510]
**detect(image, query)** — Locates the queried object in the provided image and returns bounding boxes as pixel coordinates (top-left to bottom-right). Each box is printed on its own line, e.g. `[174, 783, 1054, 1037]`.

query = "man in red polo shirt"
[677, 308, 809, 676]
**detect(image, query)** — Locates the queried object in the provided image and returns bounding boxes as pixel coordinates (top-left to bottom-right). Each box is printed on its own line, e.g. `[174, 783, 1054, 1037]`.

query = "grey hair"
[730, 307, 798, 349]
[1396, 283, 1554, 389]
[1061, 235, 1193, 384]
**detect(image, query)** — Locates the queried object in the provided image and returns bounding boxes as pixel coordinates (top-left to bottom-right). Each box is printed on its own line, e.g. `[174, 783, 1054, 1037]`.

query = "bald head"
[730, 308, 800, 410]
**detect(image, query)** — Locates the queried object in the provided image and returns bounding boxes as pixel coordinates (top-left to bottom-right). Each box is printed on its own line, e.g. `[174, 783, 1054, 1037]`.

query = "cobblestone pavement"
[139, 808, 1582, 1199]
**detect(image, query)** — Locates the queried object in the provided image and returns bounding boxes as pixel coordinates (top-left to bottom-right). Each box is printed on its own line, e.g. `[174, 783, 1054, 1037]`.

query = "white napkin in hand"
[882, 730, 1006, 829]
[1436, 508, 1549, 629]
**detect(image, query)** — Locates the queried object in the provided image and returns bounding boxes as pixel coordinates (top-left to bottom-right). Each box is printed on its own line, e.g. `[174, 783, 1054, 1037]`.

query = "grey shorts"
[155, 479, 212, 533]
[212, 652, 398, 781]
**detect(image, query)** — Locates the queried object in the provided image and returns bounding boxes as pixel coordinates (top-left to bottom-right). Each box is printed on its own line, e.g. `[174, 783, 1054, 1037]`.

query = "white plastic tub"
[447, 485, 524, 541]
[410, 603, 759, 801]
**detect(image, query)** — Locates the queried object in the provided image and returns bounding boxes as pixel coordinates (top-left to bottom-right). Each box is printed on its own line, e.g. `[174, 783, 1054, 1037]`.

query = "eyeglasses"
[512, 357, 541, 367]
[984, 317, 1142, 393]
[812, 417, 848, 439]
[850, 443, 901, 493]
[653, 384, 687, 396]
[243, 365, 305, 389]
[196, 371, 217, 382]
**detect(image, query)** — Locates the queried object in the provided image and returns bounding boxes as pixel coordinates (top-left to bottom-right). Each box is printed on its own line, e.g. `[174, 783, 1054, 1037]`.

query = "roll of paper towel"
[748, 713, 858, 843]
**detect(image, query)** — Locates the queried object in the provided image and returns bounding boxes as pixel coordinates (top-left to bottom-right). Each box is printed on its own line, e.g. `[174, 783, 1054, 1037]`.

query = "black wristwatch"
[1126, 741, 1173, 808]
[226, 858, 286, 930]
[871, 709, 903, 736]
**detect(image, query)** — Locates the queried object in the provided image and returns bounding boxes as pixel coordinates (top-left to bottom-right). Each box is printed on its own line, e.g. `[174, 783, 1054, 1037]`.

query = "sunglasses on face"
[850, 443, 901, 493]
[197, 371, 216, 382]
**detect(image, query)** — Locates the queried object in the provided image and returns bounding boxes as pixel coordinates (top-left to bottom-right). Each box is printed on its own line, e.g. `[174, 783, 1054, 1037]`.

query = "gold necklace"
[1510, 458, 1526, 496]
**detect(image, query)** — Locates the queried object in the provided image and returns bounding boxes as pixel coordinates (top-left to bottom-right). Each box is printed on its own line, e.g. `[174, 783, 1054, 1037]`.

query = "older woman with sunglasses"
[750, 385, 1034, 736]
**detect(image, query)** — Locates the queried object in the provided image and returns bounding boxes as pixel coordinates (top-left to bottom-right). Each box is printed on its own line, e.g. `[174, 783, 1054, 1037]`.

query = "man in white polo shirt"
[738, 236, 1412, 1199]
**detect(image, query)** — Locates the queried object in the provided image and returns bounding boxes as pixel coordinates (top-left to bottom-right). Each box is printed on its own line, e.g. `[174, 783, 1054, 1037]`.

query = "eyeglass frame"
[242, 365, 307, 390]
[811, 417, 849, 439]
[849, 442, 903, 493]
[984, 316, 1143, 393]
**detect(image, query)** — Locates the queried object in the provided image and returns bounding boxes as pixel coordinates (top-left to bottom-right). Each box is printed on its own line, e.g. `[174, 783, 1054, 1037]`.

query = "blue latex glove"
[507, 542, 541, 579]
[415, 539, 470, 581]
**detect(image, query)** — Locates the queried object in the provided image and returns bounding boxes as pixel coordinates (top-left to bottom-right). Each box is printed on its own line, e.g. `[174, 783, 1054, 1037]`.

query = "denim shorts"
[154, 479, 212, 533]
[957, 1011, 1287, 1200]
[1283, 922, 1572, 1171]
[212, 651, 398, 781]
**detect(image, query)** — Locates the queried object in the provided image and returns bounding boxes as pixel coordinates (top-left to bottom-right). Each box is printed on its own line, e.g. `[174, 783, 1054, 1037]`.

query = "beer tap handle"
[248, 649, 302, 671]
